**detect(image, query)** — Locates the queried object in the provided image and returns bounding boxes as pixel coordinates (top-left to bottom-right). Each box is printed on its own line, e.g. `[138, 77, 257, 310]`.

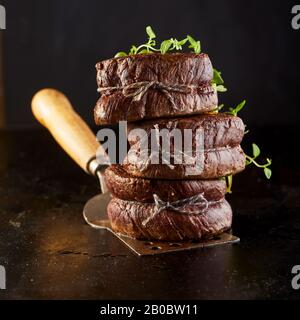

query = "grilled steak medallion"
[123, 145, 245, 179]
[107, 197, 232, 241]
[94, 53, 217, 124]
[105, 165, 226, 202]
[127, 113, 245, 149]
[122, 113, 246, 179]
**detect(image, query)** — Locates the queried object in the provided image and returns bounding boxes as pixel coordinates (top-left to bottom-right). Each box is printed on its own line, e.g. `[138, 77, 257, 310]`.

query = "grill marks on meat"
[94, 53, 218, 124]
[107, 197, 232, 241]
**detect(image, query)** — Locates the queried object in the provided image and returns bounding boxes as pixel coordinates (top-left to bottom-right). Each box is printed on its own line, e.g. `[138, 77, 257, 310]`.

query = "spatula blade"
[83, 194, 240, 256]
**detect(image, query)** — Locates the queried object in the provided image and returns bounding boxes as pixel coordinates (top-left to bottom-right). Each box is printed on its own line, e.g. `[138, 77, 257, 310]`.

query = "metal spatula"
[31, 89, 239, 256]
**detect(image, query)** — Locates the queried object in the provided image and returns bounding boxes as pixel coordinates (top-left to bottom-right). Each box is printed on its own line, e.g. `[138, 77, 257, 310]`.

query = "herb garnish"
[212, 69, 227, 93]
[220, 99, 272, 192]
[115, 26, 226, 93]
[226, 145, 272, 193]
[245, 143, 272, 179]
[115, 26, 201, 57]
[226, 100, 246, 116]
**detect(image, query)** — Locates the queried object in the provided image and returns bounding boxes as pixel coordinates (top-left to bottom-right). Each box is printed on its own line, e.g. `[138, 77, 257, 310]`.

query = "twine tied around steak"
[142, 193, 221, 226]
[98, 81, 194, 109]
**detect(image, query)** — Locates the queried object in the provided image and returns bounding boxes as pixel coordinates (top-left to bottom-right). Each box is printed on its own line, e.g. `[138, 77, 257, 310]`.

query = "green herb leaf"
[194, 41, 201, 54]
[235, 100, 246, 114]
[264, 167, 272, 179]
[245, 143, 272, 181]
[187, 35, 196, 46]
[212, 69, 224, 85]
[139, 49, 151, 54]
[173, 39, 182, 50]
[146, 26, 156, 40]
[160, 40, 173, 54]
[216, 104, 224, 111]
[252, 143, 260, 158]
[178, 38, 189, 46]
[226, 100, 246, 116]
[216, 85, 227, 92]
[129, 45, 138, 55]
[114, 52, 128, 58]
[115, 27, 203, 57]
[210, 104, 224, 113]
[187, 35, 201, 54]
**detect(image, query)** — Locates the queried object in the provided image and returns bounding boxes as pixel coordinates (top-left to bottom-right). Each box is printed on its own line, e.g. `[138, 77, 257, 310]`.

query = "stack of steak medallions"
[94, 53, 245, 241]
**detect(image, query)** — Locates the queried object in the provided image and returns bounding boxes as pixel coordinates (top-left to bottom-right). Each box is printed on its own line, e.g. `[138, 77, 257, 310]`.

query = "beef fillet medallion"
[123, 145, 245, 180]
[122, 113, 246, 179]
[94, 53, 218, 124]
[105, 164, 227, 203]
[107, 197, 232, 241]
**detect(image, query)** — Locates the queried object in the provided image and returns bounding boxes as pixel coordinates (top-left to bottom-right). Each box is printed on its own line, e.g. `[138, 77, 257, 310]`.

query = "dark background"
[1, 0, 300, 129]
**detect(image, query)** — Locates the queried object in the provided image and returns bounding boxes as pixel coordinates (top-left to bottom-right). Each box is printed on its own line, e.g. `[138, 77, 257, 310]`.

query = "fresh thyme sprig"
[220, 100, 272, 192]
[115, 27, 158, 57]
[211, 99, 246, 115]
[245, 143, 272, 179]
[115, 26, 202, 57]
[224, 144, 272, 194]
[115, 26, 226, 93]
[225, 148, 272, 194]
[212, 69, 227, 93]
[211, 104, 225, 113]
[225, 100, 272, 179]
[226, 100, 246, 116]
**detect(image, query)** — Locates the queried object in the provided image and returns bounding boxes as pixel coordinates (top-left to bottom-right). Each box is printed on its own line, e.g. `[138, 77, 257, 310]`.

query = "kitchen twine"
[126, 123, 205, 171]
[126, 145, 232, 172]
[98, 81, 208, 109]
[142, 193, 222, 226]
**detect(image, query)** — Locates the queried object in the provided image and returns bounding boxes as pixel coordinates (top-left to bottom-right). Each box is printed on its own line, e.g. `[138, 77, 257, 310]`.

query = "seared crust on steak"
[105, 165, 226, 202]
[107, 197, 232, 241]
[127, 113, 245, 149]
[94, 53, 218, 124]
[122, 114, 245, 179]
[122, 145, 246, 179]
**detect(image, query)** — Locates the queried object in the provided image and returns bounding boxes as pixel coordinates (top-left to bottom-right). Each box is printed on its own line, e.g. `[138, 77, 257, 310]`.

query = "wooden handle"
[32, 89, 102, 173]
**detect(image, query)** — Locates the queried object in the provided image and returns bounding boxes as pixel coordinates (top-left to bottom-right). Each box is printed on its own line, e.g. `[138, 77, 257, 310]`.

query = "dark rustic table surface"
[0, 127, 299, 300]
